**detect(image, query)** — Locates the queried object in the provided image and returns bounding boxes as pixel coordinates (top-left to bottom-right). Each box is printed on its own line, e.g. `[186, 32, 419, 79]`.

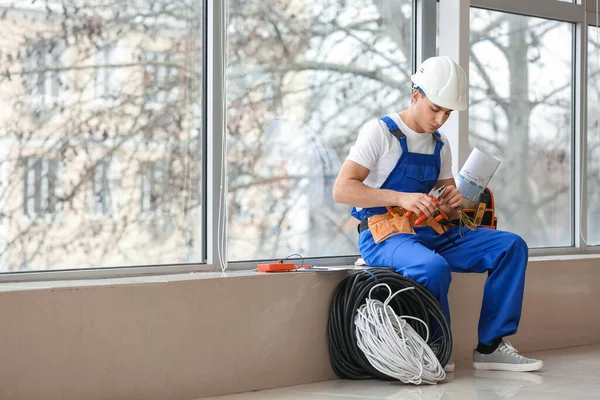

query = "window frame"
[0, 1, 211, 281]
[2, 0, 600, 283]
[24, 39, 66, 112]
[91, 159, 115, 218]
[467, 0, 600, 257]
[22, 157, 60, 219]
[469, 5, 577, 251]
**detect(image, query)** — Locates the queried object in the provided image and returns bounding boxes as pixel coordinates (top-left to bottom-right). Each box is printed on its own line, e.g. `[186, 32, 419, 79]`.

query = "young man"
[332, 56, 543, 373]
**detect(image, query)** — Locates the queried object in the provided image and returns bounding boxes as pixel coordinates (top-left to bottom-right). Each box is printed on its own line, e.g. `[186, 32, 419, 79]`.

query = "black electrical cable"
[327, 268, 452, 380]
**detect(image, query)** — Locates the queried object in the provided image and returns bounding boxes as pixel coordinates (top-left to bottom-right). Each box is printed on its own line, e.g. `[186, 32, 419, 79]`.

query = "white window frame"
[0, 2, 211, 282]
[4, 0, 600, 283]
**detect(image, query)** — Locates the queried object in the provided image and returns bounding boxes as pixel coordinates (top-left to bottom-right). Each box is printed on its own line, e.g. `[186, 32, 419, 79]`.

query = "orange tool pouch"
[359, 207, 448, 243]
[460, 187, 497, 229]
[367, 207, 415, 244]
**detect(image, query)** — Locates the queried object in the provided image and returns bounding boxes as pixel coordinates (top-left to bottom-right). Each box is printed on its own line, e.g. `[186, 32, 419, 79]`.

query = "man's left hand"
[439, 185, 463, 210]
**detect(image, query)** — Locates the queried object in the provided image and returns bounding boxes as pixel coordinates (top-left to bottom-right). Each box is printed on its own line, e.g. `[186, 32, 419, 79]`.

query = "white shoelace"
[498, 341, 526, 360]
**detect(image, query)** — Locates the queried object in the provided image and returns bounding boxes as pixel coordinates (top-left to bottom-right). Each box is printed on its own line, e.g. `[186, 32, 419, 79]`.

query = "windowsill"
[528, 252, 600, 262]
[1, 252, 599, 293]
[0, 267, 356, 293]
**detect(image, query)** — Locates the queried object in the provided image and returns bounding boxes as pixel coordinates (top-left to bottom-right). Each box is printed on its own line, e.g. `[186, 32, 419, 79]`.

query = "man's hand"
[398, 192, 438, 219]
[439, 185, 463, 209]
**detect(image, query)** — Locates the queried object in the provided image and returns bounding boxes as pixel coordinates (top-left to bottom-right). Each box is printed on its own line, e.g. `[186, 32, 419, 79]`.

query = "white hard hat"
[411, 56, 468, 111]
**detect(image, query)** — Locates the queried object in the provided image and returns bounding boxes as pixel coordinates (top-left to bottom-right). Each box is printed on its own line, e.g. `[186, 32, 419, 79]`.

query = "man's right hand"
[398, 192, 438, 219]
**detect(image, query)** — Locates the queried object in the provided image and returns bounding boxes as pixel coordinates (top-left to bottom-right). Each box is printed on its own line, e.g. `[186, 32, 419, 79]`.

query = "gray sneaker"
[473, 341, 543, 372]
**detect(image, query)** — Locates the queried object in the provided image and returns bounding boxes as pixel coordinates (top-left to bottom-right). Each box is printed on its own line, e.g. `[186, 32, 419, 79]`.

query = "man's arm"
[332, 160, 438, 217]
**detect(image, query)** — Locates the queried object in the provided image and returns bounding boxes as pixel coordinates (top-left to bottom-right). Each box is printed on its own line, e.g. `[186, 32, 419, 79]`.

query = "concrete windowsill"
[0, 266, 357, 293]
[0, 251, 599, 293]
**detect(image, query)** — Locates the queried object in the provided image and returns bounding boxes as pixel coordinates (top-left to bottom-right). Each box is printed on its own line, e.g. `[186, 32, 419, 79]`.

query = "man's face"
[412, 90, 453, 134]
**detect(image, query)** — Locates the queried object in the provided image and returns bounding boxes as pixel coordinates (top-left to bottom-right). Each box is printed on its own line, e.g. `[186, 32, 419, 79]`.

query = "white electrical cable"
[182, 0, 195, 263]
[217, 0, 230, 272]
[591, 0, 600, 246]
[354, 284, 446, 385]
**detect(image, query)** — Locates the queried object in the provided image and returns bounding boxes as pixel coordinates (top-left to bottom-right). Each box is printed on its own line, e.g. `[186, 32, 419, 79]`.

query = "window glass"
[470, 9, 573, 248]
[0, 0, 204, 272]
[227, 0, 414, 260]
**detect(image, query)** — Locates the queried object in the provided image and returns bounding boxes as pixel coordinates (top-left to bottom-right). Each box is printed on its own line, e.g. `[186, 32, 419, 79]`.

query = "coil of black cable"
[327, 268, 452, 380]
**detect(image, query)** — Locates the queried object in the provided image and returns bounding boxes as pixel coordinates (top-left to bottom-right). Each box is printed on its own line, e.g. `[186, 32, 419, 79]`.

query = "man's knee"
[502, 232, 528, 260]
[394, 255, 451, 292]
[510, 233, 528, 252]
[425, 256, 452, 286]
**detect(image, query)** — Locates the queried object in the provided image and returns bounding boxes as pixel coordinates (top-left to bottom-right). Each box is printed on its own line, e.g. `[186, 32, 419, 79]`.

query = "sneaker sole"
[472, 360, 543, 372]
[473, 370, 544, 384]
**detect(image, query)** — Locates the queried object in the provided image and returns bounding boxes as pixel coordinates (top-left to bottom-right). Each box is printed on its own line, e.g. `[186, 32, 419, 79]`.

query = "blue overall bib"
[352, 116, 528, 345]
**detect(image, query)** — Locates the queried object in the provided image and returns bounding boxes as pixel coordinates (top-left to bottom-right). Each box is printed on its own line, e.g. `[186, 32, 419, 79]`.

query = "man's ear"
[411, 89, 420, 105]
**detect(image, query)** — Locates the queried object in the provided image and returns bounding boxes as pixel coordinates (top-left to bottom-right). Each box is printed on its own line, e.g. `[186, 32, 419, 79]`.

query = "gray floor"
[202, 344, 600, 399]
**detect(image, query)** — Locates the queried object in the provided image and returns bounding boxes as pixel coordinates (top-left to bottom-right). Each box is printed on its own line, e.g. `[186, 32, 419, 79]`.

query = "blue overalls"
[352, 116, 528, 346]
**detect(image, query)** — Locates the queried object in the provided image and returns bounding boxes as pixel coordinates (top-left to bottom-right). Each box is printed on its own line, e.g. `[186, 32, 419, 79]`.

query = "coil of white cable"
[354, 284, 446, 385]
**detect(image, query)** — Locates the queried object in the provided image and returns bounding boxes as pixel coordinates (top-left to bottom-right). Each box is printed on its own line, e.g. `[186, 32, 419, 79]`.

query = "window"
[140, 160, 175, 239]
[92, 160, 114, 216]
[23, 158, 59, 218]
[469, 9, 573, 248]
[227, 0, 414, 261]
[95, 43, 120, 102]
[1, 0, 594, 277]
[143, 51, 180, 107]
[1, 1, 203, 273]
[140, 161, 168, 215]
[24, 39, 65, 109]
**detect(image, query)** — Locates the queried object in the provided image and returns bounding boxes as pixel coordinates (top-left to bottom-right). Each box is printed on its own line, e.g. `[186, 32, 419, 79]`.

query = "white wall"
[0, 258, 599, 400]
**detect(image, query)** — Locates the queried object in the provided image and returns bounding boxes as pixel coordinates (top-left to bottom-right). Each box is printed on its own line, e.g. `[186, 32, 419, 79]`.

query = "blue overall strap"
[379, 116, 405, 141]
[380, 116, 443, 147]
[432, 131, 444, 154]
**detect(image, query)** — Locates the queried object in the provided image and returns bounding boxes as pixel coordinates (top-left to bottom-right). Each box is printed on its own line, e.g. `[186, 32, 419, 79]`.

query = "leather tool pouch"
[366, 207, 449, 244]
[368, 207, 415, 244]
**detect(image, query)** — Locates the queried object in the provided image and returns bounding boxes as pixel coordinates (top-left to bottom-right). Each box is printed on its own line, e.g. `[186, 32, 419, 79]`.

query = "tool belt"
[357, 206, 447, 243]
[357, 187, 498, 243]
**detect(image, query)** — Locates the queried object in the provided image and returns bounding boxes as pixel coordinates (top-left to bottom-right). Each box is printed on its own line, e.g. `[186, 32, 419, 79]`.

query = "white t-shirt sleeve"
[438, 135, 454, 180]
[346, 119, 386, 171]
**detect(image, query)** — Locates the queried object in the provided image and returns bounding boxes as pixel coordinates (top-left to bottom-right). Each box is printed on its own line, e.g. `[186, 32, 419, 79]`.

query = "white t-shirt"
[346, 113, 454, 189]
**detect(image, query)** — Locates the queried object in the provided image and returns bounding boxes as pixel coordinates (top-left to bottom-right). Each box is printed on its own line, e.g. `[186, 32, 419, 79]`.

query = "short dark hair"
[413, 85, 426, 98]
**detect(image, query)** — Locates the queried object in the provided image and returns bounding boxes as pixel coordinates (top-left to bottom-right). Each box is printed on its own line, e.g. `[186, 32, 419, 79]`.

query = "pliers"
[405, 185, 447, 226]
